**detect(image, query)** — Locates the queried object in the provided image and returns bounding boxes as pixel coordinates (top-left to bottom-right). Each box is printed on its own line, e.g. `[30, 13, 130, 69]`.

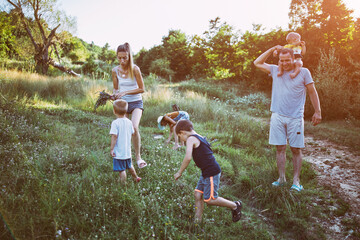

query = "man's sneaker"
[232, 200, 242, 222]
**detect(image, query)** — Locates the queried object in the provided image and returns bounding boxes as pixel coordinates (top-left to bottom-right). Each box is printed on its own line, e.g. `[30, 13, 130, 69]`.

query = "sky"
[59, 0, 360, 54]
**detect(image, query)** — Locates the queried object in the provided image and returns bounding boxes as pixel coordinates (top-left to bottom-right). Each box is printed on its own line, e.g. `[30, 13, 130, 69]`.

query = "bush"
[149, 58, 174, 80]
[306, 49, 360, 120]
[82, 55, 113, 80]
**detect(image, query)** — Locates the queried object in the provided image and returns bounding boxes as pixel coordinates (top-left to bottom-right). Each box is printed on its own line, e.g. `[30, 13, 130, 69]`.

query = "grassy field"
[0, 69, 359, 239]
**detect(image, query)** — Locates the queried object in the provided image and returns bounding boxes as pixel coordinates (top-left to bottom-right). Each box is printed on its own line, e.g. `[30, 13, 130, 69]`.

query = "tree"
[289, 0, 355, 72]
[320, 0, 354, 50]
[289, 0, 354, 50]
[189, 34, 208, 78]
[240, 25, 287, 90]
[60, 35, 89, 62]
[0, 11, 18, 58]
[98, 43, 116, 64]
[162, 29, 192, 81]
[289, 0, 322, 30]
[348, 18, 360, 85]
[5, 0, 79, 76]
[134, 45, 166, 76]
[149, 58, 174, 80]
[203, 18, 242, 79]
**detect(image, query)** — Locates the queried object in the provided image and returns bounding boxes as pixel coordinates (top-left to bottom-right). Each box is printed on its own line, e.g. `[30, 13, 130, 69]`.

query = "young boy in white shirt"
[110, 99, 141, 183]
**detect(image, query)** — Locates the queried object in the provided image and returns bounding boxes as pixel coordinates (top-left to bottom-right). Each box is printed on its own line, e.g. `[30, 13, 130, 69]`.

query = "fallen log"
[49, 59, 81, 77]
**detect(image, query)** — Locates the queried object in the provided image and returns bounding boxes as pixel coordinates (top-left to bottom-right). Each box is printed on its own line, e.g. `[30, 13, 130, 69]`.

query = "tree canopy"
[5, 0, 78, 75]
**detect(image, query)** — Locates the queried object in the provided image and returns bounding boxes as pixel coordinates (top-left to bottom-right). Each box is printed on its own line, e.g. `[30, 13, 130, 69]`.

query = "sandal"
[232, 200, 242, 222]
[136, 159, 147, 169]
[135, 177, 141, 183]
[272, 181, 286, 187]
[290, 184, 303, 192]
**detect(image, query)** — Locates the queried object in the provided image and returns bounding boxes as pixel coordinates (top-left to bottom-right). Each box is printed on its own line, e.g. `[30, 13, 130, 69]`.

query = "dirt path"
[303, 136, 360, 214]
[303, 136, 360, 238]
[255, 117, 359, 237]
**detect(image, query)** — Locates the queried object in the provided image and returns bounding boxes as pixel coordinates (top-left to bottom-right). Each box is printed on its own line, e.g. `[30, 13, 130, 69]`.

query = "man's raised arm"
[254, 45, 282, 74]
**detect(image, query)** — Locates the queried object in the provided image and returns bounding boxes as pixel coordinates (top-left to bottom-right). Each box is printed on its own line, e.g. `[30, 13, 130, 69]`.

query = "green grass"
[0, 70, 359, 239]
[305, 120, 360, 155]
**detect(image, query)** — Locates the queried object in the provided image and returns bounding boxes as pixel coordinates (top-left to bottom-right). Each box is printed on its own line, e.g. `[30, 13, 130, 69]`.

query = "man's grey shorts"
[269, 112, 304, 148]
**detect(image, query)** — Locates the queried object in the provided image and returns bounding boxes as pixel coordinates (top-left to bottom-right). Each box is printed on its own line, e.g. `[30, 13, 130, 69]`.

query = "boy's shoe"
[232, 201, 242, 222]
[135, 177, 141, 183]
[290, 184, 303, 192]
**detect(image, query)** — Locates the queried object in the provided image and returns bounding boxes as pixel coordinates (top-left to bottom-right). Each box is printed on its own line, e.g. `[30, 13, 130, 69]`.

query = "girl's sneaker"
[135, 177, 141, 183]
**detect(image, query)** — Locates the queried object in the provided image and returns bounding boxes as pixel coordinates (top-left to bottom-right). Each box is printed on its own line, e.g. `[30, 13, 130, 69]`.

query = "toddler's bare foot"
[290, 71, 300, 79]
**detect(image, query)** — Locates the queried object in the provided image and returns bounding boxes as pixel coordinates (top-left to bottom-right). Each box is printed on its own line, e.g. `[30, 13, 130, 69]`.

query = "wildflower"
[94, 91, 113, 110]
[55, 230, 62, 238]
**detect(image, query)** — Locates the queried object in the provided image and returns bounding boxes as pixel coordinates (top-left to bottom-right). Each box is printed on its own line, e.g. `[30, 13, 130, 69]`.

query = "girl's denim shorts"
[173, 111, 189, 121]
[127, 100, 144, 114]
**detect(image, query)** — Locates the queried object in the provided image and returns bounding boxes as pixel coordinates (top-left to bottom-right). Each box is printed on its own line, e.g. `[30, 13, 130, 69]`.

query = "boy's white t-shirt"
[109, 117, 134, 159]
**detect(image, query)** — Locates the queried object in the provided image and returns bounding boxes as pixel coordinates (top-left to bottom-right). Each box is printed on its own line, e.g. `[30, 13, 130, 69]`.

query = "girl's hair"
[117, 43, 135, 80]
[175, 120, 194, 135]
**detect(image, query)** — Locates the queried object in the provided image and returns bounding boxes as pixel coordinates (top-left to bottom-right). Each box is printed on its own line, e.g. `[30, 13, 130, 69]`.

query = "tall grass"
[0, 70, 359, 239]
[178, 79, 271, 118]
[0, 58, 36, 73]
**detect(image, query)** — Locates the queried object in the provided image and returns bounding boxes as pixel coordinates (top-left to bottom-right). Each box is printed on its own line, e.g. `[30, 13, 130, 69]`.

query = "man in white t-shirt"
[254, 46, 322, 192]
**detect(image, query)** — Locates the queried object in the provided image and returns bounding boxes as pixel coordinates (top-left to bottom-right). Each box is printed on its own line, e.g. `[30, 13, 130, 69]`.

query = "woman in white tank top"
[112, 43, 147, 169]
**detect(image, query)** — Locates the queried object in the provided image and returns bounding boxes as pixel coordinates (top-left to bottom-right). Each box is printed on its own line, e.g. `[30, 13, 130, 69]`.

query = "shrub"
[306, 49, 360, 120]
[82, 55, 112, 80]
[149, 58, 174, 80]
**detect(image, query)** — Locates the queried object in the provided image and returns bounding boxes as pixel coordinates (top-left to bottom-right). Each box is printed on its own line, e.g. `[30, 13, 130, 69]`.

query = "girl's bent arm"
[163, 115, 176, 125]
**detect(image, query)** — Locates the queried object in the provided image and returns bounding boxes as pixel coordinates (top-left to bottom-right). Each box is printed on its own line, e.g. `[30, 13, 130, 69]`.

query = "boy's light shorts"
[113, 158, 132, 171]
[269, 113, 304, 148]
[195, 173, 221, 202]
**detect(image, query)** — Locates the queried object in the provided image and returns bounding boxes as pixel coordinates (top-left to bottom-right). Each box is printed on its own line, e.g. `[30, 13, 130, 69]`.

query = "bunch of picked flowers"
[94, 90, 115, 110]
